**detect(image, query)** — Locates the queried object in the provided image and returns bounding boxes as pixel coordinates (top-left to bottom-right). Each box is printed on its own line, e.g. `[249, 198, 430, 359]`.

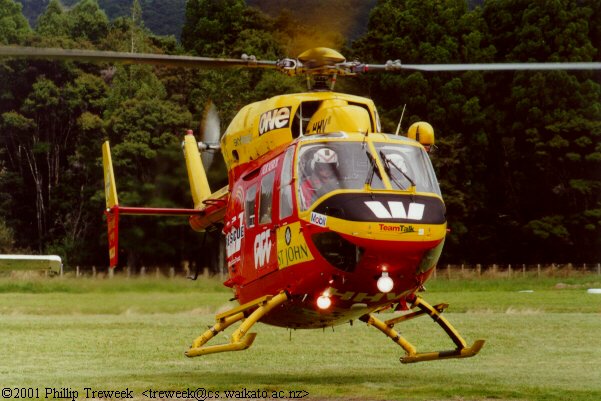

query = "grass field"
[0, 274, 600, 401]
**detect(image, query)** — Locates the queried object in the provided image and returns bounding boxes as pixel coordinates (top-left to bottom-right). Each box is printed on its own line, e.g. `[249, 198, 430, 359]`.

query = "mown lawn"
[0, 275, 600, 401]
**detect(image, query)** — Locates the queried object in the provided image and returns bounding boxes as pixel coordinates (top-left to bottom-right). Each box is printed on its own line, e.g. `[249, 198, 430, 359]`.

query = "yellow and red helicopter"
[1, 46, 599, 364]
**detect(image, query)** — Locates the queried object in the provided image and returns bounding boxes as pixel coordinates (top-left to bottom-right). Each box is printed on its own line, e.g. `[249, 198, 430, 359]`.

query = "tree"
[352, 0, 601, 263]
[130, 0, 142, 52]
[0, 0, 31, 45]
[0, 218, 15, 253]
[481, 0, 601, 262]
[35, 0, 69, 38]
[181, 0, 246, 56]
[352, 0, 496, 262]
[68, 0, 110, 44]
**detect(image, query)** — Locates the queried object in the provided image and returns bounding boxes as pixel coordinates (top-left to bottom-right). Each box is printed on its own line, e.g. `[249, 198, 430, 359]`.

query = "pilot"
[301, 148, 339, 207]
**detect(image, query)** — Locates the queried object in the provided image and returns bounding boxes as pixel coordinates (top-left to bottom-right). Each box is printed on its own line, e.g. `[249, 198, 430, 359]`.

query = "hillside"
[16, 0, 374, 42]
[16, 0, 186, 39]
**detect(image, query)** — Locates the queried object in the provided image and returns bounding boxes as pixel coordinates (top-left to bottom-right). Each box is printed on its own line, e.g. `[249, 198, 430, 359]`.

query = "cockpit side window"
[290, 101, 321, 138]
[245, 186, 256, 227]
[279, 147, 295, 220]
[259, 171, 275, 224]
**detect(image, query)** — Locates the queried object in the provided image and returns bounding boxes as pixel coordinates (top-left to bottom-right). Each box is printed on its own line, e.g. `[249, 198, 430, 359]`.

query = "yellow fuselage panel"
[221, 92, 378, 171]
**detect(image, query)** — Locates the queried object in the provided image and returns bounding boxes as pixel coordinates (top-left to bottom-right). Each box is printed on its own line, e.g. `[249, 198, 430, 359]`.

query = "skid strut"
[186, 292, 288, 357]
[360, 295, 485, 364]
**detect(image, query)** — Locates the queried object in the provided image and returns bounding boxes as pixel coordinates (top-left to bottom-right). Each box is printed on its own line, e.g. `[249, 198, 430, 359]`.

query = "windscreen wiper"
[365, 150, 382, 188]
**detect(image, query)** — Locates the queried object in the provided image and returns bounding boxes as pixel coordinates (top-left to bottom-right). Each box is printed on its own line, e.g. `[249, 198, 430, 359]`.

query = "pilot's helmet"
[311, 148, 339, 171]
[386, 152, 408, 173]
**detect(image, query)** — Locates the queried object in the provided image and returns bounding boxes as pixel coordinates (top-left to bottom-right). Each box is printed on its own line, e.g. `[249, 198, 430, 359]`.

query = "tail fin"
[102, 141, 119, 268]
[102, 141, 119, 208]
[183, 131, 212, 209]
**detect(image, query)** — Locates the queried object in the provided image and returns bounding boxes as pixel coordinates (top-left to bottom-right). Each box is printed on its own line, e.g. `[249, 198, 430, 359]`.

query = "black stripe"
[313, 193, 446, 224]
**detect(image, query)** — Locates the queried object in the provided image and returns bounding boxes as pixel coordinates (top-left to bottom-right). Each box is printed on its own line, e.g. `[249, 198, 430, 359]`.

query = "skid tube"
[186, 292, 288, 357]
[360, 294, 485, 364]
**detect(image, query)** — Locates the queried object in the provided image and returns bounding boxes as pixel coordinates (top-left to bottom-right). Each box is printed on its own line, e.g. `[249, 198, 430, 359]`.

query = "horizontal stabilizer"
[101, 139, 229, 268]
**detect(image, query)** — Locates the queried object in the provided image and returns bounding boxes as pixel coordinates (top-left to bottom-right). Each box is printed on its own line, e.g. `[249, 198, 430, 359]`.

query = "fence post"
[169, 267, 175, 278]
[597, 263, 600, 276]
[92, 266, 96, 278]
[155, 267, 160, 278]
[76, 266, 80, 278]
[447, 264, 451, 279]
[522, 264, 526, 277]
[537, 264, 541, 278]
[476, 264, 481, 277]
[508, 264, 512, 278]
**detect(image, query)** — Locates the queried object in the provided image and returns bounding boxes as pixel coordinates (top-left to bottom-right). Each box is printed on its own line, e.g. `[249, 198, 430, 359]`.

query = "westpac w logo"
[364, 201, 425, 220]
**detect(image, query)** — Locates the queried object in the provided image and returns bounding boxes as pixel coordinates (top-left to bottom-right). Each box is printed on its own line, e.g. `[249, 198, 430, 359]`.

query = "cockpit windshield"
[297, 139, 441, 210]
[374, 142, 441, 196]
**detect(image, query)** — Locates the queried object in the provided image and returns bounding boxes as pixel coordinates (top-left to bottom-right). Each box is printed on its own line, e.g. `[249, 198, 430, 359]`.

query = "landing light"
[316, 293, 332, 310]
[377, 272, 394, 293]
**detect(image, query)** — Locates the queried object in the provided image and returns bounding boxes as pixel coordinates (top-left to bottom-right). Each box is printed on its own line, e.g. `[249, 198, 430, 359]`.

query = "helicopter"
[1, 45, 599, 364]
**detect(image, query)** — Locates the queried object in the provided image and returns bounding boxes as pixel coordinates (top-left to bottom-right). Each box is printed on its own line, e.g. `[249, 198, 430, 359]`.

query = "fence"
[68, 265, 225, 280]
[59, 262, 601, 280]
[431, 263, 601, 280]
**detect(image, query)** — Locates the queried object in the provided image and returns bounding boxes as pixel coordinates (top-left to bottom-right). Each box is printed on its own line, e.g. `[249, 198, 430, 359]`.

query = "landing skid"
[186, 292, 288, 357]
[360, 295, 485, 364]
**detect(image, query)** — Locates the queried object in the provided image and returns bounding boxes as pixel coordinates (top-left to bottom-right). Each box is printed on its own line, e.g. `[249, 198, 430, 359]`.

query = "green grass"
[1, 275, 600, 400]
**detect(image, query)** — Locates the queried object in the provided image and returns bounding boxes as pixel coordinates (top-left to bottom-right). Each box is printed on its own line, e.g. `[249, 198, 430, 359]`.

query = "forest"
[0, 0, 599, 271]
[15, 0, 187, 38]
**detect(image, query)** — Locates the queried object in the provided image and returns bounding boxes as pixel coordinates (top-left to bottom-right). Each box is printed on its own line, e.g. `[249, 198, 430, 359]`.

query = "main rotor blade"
[403, 62, 601, 71]
[364, 61, 601, 72]
[0, 46, 278, 69]
[4, 46, 600, 75]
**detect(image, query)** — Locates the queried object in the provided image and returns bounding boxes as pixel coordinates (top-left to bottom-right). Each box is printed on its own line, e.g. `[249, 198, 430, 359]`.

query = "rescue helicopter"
[1, 45, 599, 364]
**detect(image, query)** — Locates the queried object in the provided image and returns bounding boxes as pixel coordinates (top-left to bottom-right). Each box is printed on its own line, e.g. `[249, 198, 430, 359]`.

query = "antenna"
[395, 104, 406, 135]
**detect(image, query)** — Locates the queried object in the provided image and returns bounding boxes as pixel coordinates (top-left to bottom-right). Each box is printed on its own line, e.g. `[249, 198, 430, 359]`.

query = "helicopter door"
[238, 184, 258, 283]
[277, 147, 295, 222]
[247, 159, 279, 276]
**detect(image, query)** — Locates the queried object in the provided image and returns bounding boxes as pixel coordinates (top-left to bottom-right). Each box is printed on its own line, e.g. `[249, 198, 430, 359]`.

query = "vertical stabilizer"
[102, 141, 119, 208]
[184, 131, 212, 209]
[102, 141, 120, 268]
